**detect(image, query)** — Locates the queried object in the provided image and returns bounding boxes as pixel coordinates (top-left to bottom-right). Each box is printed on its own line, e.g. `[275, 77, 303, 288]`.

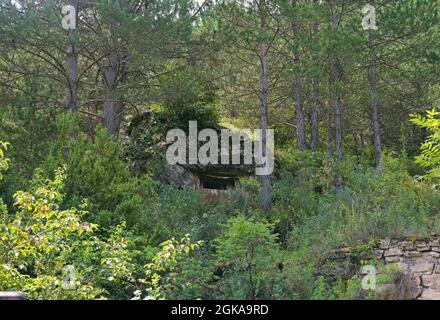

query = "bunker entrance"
[198, 174, 237, 190]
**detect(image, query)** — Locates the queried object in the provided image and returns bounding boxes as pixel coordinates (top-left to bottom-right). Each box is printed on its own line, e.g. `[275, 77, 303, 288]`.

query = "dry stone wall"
[322, 236, 440, 300]
[375, 236, 440, 300]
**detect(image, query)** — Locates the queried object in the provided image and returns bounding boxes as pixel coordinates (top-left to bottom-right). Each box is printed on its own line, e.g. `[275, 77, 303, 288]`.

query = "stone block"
[384, 247, 402, 257]
[385, 256, 401, 263]
[405, 251, 422, 258]
[422, 274, 440, 289]
[417, 289, 440, 300]
[412, 262, 434, 274]
[411, 274, 422, 286]
[373, 249, 384, 259]
[402, 241, 415, 250]
[378, 239, 391, 250]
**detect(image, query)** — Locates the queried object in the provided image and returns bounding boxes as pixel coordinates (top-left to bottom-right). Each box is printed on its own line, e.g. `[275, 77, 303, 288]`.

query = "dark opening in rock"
[199, 174, 236, 190]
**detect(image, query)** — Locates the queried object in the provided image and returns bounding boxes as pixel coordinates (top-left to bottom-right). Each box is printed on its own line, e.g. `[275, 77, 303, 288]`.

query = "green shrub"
[287, 153, 439, 254]
[160, 253, 214, 299]
[410, 108, 440, 184]
[0, 166, 108, 299]
[214, 215, 280, 299]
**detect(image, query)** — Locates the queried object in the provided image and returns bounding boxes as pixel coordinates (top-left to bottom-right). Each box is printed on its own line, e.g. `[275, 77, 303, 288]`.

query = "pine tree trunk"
[311, 17, 319, 152]
[102, 50, 122, 137]
[66, 0, 78, 112]
[369, 30, 382, 167]
[259, 0, 271, 214]
[330, 1, 343, 159]
[292, 0, 306, 151]
[333, 67, 342, 159]
[326, 99, 332, 157]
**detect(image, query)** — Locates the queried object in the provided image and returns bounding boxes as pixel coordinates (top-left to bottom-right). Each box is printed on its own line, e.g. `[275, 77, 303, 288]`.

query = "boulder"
[162, 164, 194, 187]
[411, 262, 434, 274]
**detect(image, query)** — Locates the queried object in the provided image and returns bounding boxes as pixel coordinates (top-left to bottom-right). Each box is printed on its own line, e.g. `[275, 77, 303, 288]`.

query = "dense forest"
[0, 0, 439, 300]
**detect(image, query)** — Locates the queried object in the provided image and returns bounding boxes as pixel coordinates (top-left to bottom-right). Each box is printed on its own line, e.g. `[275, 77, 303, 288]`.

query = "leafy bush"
[214, 215, 280, 299]
[0, 166, 105, 299]
[0, 141, 10, 181]
[0, 146, 202, 300]
[134, 235, 203, 300]
[410, 108, 440, 184]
